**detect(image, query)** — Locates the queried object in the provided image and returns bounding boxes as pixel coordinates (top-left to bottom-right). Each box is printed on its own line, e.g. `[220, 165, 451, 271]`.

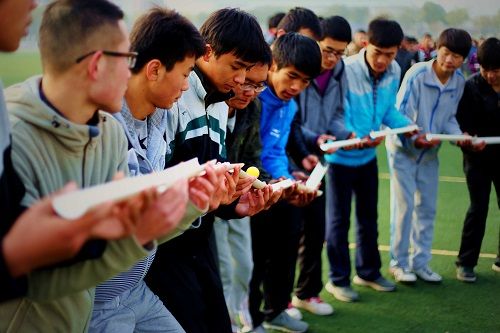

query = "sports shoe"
[353, 275, 396, 291]
[263, 311, 309, 333]
[251, 325, 267, 333]
[390, 266, 417, 283]
[291, 296, 334, 315]
[325, 281, 359, 302]
[493, 261, 500, 273]
[414, 266, 442, 283]
[456, 266, 476, 282]
[285, 303, 302, 320]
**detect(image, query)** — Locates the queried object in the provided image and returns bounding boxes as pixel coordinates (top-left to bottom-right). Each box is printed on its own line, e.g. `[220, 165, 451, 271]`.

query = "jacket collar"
[193, 66, 234, 109]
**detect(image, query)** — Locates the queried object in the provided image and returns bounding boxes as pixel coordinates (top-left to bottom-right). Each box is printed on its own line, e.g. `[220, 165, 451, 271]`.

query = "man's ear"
[269, 60, 278, 73]
[202, 44, 212, 62]
[145, 59, 162, 81]
[87, 51, 103, 80]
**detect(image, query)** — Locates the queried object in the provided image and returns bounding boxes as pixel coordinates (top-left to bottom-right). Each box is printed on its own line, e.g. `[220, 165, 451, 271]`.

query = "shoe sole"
[415, 275, 442, 284]
[325, 284, 358, 302]
[456, 274, 477, 283]
[389, 268, 417, 284]
[291, 298, 334, 316]
[353, 276, 396, 292]
[493, 264, 500, 273]
[262, 322, 307, 333]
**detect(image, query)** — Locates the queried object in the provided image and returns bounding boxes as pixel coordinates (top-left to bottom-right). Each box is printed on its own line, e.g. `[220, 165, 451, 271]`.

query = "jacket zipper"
[416, 88, 442, 164]
[82, 137, 92, 187]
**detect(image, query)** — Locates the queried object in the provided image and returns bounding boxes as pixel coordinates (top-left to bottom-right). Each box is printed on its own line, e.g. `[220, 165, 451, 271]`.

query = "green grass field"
[1, 52, 498, 333]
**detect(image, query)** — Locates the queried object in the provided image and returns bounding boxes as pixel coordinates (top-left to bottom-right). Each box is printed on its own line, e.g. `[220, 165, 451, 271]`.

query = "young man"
[276, 7, 321, 41]
[1, 1, 194, 331]
[325, 18, 410, 302]
[145, 8, 270, 333]
[346, 29, 367, 56]
[90, 8, 222, 332]
[264, 12, 285, 44]
[289, 15, 352, 317]
[0, 0, 140, 304]
[249, 32, 322, 333]
[386, 28, 476, 284]
[455, 37, 500, 282]
[214, 60, 276, 333]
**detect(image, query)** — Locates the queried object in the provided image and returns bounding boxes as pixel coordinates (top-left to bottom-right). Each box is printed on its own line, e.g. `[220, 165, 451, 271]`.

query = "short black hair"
[268, 12, 285, 29]
[130, 7, 205, 73]
[436, 28, 472, 59]
[276, 7, 321, 41]
[477, 37, 500, 70]
[273, 32, 321, 79]
[40, 0, 124, 73]
[320, 16, 352, 43]
[367, 18, 403, 48]
[199, 8, 269, 64]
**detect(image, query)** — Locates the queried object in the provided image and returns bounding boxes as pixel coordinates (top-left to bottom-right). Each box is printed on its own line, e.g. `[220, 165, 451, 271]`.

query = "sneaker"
[414, 266, 442, 283]
[263, 311, 309, 333]
[291, 296, 334, 315]
[353, 275, 396, 291]
[285, 303, 302, 321]
[456, 266, 476, 282]
[325, 281, 359, 302]
[493, 262, 500, 273]
[390, 266, 417, 283]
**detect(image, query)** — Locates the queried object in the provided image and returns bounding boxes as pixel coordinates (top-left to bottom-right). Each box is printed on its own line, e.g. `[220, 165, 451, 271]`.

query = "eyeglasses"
[321, 48, 345, 59]
[240, 83, 267, 93]
[75, 50, 138, 69]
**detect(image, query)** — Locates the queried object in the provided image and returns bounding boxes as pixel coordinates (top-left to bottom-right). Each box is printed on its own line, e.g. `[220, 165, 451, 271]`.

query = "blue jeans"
[89, 280, 185, 333]
[326, 159, 382, 286]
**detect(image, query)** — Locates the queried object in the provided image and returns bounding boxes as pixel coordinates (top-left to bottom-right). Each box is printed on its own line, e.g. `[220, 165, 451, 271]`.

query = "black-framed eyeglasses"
[241, 83, 267, 93]
[75, 50, 138, 69]
[321, 48, 345, 59]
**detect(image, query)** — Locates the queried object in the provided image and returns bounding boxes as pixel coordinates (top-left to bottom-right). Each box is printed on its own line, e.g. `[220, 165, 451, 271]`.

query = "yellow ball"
[246, 166, 260, 178]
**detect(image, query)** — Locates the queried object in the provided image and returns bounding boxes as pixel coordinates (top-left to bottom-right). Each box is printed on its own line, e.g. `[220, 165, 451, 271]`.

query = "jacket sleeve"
[394, 73, 420, 148]
[157, 201, 206, 244]
[456, 81, 477, 134]
[27, 236, 152, 300]
[442, 84, 465, 135]
[328, 72, 351, 140]
[286, 111, 312, 167]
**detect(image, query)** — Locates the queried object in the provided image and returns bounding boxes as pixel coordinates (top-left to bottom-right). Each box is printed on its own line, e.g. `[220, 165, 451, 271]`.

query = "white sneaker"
[291, 295, 334, 316]
[414, 266, 442, 283]
[285, 304, 303, 321]
[390, 266, 417, 283]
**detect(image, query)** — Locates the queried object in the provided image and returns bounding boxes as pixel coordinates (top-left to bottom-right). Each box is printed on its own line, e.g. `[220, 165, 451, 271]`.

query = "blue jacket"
[259, 86, 296, 179]
[386, 60, 465, 162]
[326, 49, 411, 166]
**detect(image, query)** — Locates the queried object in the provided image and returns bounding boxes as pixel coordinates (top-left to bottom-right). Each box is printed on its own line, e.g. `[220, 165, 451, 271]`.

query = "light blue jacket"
[326, 49, 411, 166]
[259, 86, 296, 179]
[386, 60, 465, 162]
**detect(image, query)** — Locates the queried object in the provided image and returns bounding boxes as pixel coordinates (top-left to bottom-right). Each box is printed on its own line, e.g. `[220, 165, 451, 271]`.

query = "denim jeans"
[89, 280, 184, 333]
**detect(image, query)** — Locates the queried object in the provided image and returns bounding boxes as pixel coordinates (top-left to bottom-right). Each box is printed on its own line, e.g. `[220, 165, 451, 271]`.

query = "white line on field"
[348, 243, 496, 259]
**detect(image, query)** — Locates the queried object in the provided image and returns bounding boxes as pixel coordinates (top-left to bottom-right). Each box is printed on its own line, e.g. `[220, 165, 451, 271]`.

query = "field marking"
[348, 243, 496, 259]
[379, 173, 466, 183]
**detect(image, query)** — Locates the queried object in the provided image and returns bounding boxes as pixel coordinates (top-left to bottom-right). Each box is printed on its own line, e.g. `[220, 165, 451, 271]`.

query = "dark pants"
[457, 155, 500, 267]
[145, 216, 232, 333]
[295, 186, 326, 300]
[249, 201, 302, 327]
[326, 159, 382, 287]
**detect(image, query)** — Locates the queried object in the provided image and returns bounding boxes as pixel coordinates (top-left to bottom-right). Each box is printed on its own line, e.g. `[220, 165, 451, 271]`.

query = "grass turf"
[1, 52, 498, 333]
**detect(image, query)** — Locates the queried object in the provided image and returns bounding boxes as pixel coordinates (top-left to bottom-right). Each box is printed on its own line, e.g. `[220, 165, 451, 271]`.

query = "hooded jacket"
[386, 60, 464, 162]
[0, 76, 151, 333]
[326, 49, 411, 167]
[259, 85, 297, 179]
